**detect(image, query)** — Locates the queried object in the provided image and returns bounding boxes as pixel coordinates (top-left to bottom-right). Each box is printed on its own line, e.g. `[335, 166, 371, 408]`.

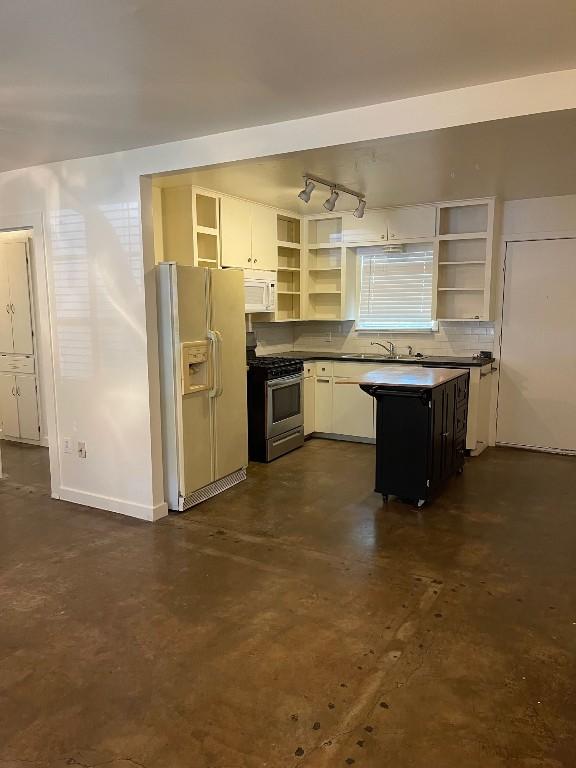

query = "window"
[357, 243, 434, 330]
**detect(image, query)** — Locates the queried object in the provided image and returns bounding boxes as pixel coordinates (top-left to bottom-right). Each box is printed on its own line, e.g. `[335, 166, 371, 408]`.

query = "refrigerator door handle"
[214, 330, 224, 397]
[208, 330, 219, 398]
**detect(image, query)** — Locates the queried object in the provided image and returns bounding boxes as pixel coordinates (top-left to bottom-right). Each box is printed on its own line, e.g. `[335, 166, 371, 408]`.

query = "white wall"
[0, 71, 574, 521]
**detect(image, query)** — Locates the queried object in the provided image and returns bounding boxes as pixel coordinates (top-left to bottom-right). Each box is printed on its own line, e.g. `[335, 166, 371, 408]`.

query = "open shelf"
[307, 247, 341, 270]
[307, 217, 342, 246]
[307, 292, 342, 321]
[277, 215, 301, 245]
[308, 290, 341, 294]
[277, 292, 301, 321]
[439, 232, 487, 241]
[438, 203, 489, 236]
[277, 240, 301, 250]
[439, 260, 485, 265]
[195, 193, 218, 230]
[197, 232, 219, 264]
[277, 246, 301, 270]
[438, 287, 483, 292]
[437, 290, 484, 321]
[277, 269, 300, 294]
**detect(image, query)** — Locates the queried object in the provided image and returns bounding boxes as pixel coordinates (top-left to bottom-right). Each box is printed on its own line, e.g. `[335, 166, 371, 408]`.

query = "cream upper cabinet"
[220, 196, 252, 268]
[0, 242, 34, 355]
[341, 210, 388, 244]
[385, 205, 437, 240]
[250, 204, 278, 270]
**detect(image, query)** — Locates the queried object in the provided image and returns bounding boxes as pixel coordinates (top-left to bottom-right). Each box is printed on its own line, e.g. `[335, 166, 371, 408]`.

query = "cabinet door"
[386, 206, 437, 240]
[333, 381, 374, 439]
[250, 205, 278, 270]
[441, 382, 456, 479]
[220, 197, 252, 268]
[15, 375, 40, 440]
[314, 377, 333, 433]
[303, 376, 315, 436]
[0, 249, 14, 353]
[0, 374, 19, 437]
[5, 243, 34, 354]
[341, 211, 388, 243]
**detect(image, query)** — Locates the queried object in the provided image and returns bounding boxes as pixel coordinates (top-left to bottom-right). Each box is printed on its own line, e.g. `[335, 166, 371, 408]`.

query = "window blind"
[357, 244, 434, 330]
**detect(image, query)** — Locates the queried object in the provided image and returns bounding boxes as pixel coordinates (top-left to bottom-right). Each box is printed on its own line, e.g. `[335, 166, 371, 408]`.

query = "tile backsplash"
[255, 321, 495, 357]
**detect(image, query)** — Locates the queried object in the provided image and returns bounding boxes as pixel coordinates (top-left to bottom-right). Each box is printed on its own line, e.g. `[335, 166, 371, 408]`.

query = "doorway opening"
[0, 224, 57, 496]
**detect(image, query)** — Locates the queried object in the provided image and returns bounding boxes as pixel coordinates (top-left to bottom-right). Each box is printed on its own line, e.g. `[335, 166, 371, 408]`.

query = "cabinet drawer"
[456, 374, 469, 404]
[303, 362, 315, 378]
[0, 354, 35, 373]
[315, 361, 333, 377]
[455, 404, 467, 437]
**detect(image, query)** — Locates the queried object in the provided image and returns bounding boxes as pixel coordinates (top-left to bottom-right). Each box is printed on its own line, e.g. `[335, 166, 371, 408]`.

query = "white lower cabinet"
[303, 375, 315, 436]
[0, 373, 40, 441]
[314, 376, 333, 433]
[332, 380, 374, 439]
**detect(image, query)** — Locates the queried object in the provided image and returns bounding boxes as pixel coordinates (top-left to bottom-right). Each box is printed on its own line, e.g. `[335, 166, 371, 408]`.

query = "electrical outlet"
[63, 437, 73, 454]
[77, 441, 87, 459]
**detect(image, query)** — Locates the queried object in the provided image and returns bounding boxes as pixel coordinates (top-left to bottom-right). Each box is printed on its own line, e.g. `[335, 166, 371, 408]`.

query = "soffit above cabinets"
[153, 109, 576, 212]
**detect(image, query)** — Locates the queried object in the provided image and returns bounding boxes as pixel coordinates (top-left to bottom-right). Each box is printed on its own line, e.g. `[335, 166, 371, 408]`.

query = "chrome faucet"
[371, 340, 395, 357]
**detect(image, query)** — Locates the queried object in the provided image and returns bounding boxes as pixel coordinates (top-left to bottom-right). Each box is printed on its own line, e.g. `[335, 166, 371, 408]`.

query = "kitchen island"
[337, 366, 469, 506]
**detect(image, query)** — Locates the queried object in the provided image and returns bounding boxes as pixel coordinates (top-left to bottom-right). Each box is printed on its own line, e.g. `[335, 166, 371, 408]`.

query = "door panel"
[220, 197, 252, 268]
[5, 242, 33, 354]
[175, 266, 214, 495]
[0, 374, 19, 437]
[303, 376, 315, 436]
[333, 381, 374, 438]
[314, 377, 333, 432]
[15, 375, 40, 440]
[210, 268, 248, 479]
[250, 205, 278, 270]
[0, 247, 14, 353]
[497, 240, 576, 452]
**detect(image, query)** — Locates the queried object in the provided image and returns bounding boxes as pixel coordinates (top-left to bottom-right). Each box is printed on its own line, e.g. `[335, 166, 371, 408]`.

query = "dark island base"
[361, 373, 469, 507]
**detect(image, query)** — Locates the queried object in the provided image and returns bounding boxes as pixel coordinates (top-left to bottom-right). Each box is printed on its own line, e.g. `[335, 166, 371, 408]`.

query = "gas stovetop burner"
[247, 355, 303, 380]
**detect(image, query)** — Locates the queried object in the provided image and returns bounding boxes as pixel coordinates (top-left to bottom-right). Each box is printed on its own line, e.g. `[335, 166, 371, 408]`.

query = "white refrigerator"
[156, 264, 248, 511]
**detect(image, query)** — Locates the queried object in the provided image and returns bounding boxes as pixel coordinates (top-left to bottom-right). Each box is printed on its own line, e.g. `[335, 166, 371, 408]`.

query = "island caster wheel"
[417, 499, 426, 508]
[382, 494, 389, 504]
[457, 466, 464, 475]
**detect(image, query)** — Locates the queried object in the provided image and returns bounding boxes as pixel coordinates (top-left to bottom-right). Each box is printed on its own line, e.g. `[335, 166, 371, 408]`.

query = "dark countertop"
[276, 350, 494, 368]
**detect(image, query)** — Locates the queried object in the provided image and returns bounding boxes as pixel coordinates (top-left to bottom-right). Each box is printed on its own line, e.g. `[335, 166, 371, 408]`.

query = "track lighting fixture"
[297, 173, 366, 214]
[323, 189, 339, 212]
[353, 198, 366, 219]
[298, 179, 315, 203]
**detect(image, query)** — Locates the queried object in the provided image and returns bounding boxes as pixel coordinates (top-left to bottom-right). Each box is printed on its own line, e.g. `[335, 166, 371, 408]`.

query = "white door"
[333, 381, 375, 439]
[497, 239, 576, 453]
[220, 197, 252, 268]
[0, 248, 14, 353]
[15, 374, 40, 440]
[0, 374, 19, 437]
[5, 242, 34, 354]
[210, 268, 248, 479]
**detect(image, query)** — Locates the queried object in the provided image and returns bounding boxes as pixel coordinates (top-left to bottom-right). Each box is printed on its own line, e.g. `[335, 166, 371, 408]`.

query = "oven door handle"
[267, 373, 303, 390]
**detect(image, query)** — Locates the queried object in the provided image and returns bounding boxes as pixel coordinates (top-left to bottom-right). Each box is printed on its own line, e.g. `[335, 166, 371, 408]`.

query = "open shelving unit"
[304, 215, 356, 321]
[275, 214, 302, 321]
[435, 200, 496, 321]
[161, 186, 221, 268]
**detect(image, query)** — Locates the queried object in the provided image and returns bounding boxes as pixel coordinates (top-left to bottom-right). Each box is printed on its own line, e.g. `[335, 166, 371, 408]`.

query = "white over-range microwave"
[244, 269, 277, 314]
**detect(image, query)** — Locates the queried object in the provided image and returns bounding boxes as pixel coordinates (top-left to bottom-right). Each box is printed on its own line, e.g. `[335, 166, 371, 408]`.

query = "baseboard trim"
[311, 432, 376, 445]
[495, 441, 576, 456]
[1, 435, 50, 448]
[57, 486, 169, 522]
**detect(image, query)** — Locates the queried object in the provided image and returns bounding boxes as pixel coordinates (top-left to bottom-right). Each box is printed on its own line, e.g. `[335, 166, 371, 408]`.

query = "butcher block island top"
[335, 365, 468, 389]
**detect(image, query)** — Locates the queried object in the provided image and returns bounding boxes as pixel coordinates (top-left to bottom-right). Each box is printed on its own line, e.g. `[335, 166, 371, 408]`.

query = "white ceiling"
[154, 110, 576, 209]
[2, 0, 576, 172]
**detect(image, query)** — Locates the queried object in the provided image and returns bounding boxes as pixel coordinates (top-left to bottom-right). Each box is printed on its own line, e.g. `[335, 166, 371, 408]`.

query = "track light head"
[298, 179, 315, 203]
[353, 198, 366, 218]
[323, 189, 339, 211]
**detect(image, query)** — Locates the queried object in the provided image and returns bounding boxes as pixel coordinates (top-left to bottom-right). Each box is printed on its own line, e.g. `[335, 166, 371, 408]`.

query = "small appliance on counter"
[246, 336, 304, 462]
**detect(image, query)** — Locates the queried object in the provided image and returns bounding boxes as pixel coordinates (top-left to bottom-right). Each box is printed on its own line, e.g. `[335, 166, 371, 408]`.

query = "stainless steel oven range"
[247, 357, 304, 462]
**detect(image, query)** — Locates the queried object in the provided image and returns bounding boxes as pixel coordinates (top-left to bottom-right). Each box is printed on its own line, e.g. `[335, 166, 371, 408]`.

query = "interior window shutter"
[357, 244, 434, 330]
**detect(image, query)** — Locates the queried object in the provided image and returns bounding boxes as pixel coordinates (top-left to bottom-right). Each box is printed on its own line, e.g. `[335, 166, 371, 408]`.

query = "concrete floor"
[1, 440, 575, 768]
